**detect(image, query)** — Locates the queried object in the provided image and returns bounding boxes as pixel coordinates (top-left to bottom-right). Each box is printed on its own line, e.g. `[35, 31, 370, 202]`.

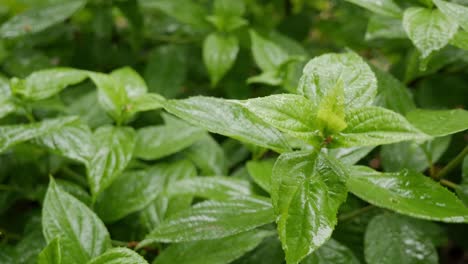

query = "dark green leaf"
[302, 239, 360, 264]
[183, 134, 227, 175]
[134, 114, 205, 160]
[365, 214, 438, 264]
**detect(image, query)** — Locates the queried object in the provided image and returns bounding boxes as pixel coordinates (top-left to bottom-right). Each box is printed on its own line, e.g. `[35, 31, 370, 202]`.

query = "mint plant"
[1, 0, 468, 264]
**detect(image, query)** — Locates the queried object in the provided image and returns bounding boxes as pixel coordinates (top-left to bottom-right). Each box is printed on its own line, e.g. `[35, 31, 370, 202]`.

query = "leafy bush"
[1, 0, 468, 263]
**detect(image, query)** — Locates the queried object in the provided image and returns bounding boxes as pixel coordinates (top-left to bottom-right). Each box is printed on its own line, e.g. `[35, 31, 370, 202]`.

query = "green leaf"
[42, 178, 111, 264]
[403, 7, 458, 59]
[213, 0, 245, 18]
[88, 72, 129, 124]
[0, 0, 87, 38]
[203, 33, 239, 86]
[87, 248, 148, 264]
[250, 30, 289, 72]
[345, 0, 402, 18]
[163, 96, 291, 152]
[183, 133, 227, 175]
[366, 15, 406, 40]
[316, 79, 347, 134]
[153, 230, 273, 264]
[381, 136, 451, 172]
[110, 67, 147, 99]
[134, 114, 205, 160]
[328, 146, 375, 165]
[434, 0, 468, 31]
[38, 238, 61, 264]
[140, 0, 209, 28]
[302, 239, 360, 264]
[166, 176, 253, 200]
[138, 160, 197, 231]
[373, 66, 416, 115]
[332, 107, 429, 147]
[95, 165, 179, 223]
[139, 197, 275, 246]
[457, 156, 468, 205]
[364, 214, 438, 264]
[10, 68, 87, 101]
[0, 116, 78, 153]
[34, 121, 94, 164]
[0, 75, 15, 119]
[271, 151, 348, 264]
[298, 52, 377, 111]
[87, 126, 135, 198]
[144, 45, 187, 98]
[127, 93, 166, 115]
[348, 167, 468, 222]
[236, 94, 320, 144]
[450, 30, 468, 50]
[246, 159, 275, 193]
[406, 108, 468, 137]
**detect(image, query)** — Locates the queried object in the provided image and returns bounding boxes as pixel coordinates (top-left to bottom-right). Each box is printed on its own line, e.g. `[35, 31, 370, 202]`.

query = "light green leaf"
[153, 230, 273, 264]
[403, 7, 458, 59]
[345, 0, 402, 18]
[203, 33, 239, 86]
[183, 133, 227, 175]
[246, 71, 283, 86]
[348, 167, 468, 222]
[163, 96, 291, 152]
[166, 176, 253, 200]
[0, 116, 78, 153]
[332, 107, 429, 147]
[110, 67, 147, 99]
[434, 0, 468, 31]
[128, 93, 166, 114]
[87, 126, 135, 198]
[365, 214, 438, 264]
[457, 156, 468, 205]
[0, 0, 87, 38]
[366, 15, 406, 40]
[139, 197, 275, 246]
[246, 159, 275, 193]
[88, 72, 129, 124]
[406, 108, 468, 137]
[316, 79, 347, 134]
[250, 30, 289, 72]
[450, 30, 468, 50]
[302, 239, 360, 264]
[298, 52, 377, 111]
[0, 75, 15, 119]
[42, 178, 111, 264]
[139, 160, 197, 231]
[213, 0, 245, 17]
[135, 114, 205, 160]
[272, 151, 348, 264]
[10, 68, 87, 101]
[34, 121, 94, 164]
[87, 248, 148, 264]
[328, 146, 375, 165]
[373, 66, 416, 115]
[95, 164, 181, 223]
[236, 94, 320, 144]
[38, 237, 61, 264]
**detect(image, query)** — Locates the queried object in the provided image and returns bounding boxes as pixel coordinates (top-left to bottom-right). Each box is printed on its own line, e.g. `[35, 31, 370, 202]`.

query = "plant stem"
[338, 205, 375, 222]
[0, 184, 23, 193]
[440, 179, 459, 189]
[0, 228, 22, 241]
[61, 167, 88, 187]
[435, 145, 468, 180]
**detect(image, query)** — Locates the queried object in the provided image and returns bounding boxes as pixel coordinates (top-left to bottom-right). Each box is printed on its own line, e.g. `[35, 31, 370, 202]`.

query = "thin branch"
[338, 205, 375, 222]
[435, 145, 468, 180]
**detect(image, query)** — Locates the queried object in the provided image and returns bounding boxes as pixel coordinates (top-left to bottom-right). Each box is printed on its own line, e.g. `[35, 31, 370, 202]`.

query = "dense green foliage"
[1, 0, 468, 263]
